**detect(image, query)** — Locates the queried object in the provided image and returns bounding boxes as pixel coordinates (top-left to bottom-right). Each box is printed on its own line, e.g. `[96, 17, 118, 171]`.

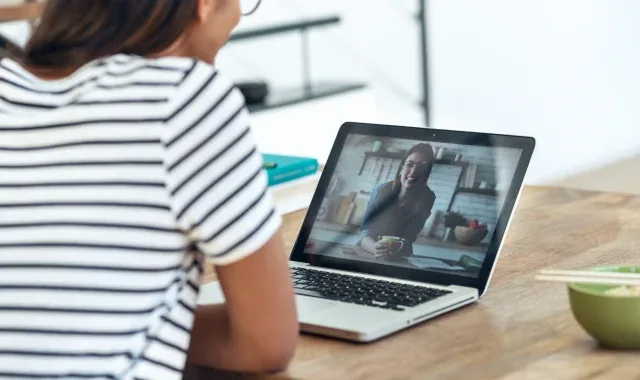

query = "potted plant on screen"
[443, 211, 467, 242]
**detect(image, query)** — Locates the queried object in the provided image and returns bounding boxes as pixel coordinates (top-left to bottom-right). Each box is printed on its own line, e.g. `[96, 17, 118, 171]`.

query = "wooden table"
[192, 186, 640, 379]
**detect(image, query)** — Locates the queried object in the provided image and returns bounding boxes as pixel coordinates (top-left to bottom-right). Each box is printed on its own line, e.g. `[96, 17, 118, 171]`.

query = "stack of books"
[262, 153, 321, 215]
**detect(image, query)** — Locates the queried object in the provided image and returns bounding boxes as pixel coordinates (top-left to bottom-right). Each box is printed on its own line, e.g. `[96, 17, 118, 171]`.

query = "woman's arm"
[187, 230, 298, 373]
[163, 65, 298, 373]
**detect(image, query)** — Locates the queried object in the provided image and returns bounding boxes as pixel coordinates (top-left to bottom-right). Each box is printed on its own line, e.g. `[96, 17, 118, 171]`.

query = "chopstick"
[536, 269, 640, 286]
[539, 269, 640, 279]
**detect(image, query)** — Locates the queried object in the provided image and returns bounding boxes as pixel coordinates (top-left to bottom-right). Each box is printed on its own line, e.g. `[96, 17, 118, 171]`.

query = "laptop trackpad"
[296, 296, 339, 316]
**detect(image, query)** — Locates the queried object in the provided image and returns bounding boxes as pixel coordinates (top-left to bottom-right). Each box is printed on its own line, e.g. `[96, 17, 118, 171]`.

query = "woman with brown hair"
[0, 0, 297, 378]
[359, 143, 437, 260]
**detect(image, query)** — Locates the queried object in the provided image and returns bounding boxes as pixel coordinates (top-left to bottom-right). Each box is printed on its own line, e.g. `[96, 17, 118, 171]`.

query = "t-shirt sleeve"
[162, 60, 281, 266]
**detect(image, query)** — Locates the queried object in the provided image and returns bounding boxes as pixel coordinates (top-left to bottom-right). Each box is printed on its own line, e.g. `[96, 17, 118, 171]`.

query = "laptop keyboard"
[291, 267, 452, 311]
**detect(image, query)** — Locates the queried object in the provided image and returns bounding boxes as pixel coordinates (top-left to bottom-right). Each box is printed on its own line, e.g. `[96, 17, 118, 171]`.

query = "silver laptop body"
[199, 123, 535, 342]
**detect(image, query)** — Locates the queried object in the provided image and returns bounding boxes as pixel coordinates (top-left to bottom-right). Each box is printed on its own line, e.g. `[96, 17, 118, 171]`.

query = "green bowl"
[568, 266, 640, 349]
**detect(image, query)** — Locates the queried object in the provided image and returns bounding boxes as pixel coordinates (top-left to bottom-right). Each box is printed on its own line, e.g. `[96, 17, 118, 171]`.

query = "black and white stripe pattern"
[0, 54, 280, 379]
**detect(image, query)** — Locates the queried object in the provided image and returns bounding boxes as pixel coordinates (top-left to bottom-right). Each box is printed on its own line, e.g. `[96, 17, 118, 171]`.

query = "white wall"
[429, 0, 640, 184]
[221, 0, 640, 185]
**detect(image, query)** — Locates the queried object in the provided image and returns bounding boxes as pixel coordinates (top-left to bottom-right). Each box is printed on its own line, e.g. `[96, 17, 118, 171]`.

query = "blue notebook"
[262, 153, 319, 187]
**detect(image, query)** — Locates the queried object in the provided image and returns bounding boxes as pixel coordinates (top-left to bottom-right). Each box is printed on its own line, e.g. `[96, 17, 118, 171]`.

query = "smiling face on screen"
[400, 152, 429, 190]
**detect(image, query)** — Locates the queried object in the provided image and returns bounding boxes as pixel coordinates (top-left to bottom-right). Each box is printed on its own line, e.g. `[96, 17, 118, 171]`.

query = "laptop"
[198, 122, 535, 342]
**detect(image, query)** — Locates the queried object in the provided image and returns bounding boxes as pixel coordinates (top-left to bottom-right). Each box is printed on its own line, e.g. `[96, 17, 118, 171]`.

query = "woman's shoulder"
[136, 56, 242, 118]
[104, 54, 194, 70]
[372, 181, 393, 195]
[135, 55, 199, 72]
[367, 182, 395, 202]
[77, 54, 200, 84]
[101, 55, 234, 89]
[423, 185, 436, 201]
[0, 54, 224, 97]
[159, 56, 248, 139]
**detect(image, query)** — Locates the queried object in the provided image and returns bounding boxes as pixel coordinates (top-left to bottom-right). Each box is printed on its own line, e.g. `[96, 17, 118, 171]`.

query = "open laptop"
[198, 122, 535, 342]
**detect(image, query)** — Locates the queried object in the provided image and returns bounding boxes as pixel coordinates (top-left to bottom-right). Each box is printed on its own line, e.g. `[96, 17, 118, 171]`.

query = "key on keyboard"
[291, 267, 452, 311]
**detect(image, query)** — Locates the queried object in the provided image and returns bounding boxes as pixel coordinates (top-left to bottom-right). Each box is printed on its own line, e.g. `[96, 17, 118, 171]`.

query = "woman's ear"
[196, 0, 216, 22]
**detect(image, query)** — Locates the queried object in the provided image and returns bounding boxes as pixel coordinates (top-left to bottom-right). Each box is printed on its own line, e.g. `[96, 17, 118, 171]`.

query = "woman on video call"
[0, 0, 297, 378]
[359, 143, 437, 260]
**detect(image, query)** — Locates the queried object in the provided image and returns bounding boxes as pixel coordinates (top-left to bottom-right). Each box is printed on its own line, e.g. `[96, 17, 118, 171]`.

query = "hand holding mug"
[373, 240, 390, 257]
[375, 236, 405, 259]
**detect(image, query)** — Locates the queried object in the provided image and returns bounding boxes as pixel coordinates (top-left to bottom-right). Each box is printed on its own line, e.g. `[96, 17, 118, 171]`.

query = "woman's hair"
[15, 0, 198, 68]
[391, 143, 435, 193]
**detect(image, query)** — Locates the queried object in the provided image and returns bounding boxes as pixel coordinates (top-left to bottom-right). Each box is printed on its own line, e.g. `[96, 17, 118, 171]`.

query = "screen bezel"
[290, 122, 535, 294]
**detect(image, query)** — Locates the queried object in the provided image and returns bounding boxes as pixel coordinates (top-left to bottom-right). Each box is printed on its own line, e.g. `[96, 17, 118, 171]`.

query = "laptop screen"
[303, 133, 524, 279]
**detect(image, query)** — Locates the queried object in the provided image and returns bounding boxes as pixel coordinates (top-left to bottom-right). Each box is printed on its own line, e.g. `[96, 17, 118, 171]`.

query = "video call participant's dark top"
[359, 181, 436, 257]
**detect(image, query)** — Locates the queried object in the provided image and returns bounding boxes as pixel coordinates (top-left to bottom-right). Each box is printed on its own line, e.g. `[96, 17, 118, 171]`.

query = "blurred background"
[2, 0, 640, 192]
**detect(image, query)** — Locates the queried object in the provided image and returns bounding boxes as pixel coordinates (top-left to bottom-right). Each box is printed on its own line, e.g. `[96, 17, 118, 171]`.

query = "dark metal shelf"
[454, 188, 498, 197]
[434, 159, 468, 167]
[358, 151, 468, 175]
[365, 150, 406, 160]
[228, 16, 364, 114]
[247, 82, 366, 113]
[229, 16, 341, 42]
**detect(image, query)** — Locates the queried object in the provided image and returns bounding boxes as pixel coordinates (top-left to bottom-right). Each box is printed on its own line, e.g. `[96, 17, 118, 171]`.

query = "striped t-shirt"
[0, 54, 281, 379]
